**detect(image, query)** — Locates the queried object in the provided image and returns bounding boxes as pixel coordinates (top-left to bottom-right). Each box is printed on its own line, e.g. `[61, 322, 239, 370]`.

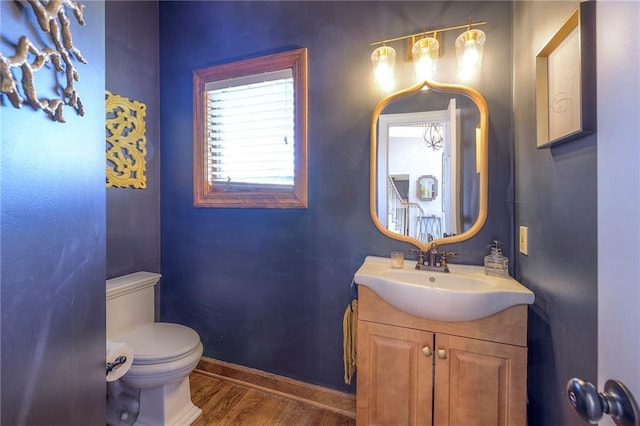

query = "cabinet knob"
[437, 349, 447, 359]
[421, 346, 432, 357]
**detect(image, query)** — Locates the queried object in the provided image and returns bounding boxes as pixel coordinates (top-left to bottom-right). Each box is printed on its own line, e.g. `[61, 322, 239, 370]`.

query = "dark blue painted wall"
[106, 1, 160, 280]
[159, 1, 513, 392]
[0, 1, 106, 424]
[513, 2, 597, 425]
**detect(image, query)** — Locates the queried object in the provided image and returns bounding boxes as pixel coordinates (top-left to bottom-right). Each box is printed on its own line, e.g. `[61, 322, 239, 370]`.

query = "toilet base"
[133, 376, 202, 426]
[107, 381, 140, 426]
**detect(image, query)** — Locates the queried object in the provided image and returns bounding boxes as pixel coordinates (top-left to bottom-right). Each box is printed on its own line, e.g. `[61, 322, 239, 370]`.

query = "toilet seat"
[113, 322, 201, 365]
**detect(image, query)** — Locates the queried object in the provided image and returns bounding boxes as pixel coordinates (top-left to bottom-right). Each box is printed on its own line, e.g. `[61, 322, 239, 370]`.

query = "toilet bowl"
[107, 272, 203, 426]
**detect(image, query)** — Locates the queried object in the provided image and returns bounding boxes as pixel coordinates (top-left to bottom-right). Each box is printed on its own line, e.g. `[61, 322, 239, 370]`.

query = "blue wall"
[159, 1, 513, 392]
[0, 1, 106, 423]
[513, 2, 597, 425]
[106, 1, 161, 279]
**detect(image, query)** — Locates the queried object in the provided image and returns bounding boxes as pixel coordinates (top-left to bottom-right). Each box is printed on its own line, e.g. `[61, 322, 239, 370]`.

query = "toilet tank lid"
[106, 272, 161, 301]
[112, 323, 201, 363]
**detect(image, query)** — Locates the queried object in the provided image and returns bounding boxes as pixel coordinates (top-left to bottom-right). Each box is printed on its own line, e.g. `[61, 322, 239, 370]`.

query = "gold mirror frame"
[370, 79, 489, 251]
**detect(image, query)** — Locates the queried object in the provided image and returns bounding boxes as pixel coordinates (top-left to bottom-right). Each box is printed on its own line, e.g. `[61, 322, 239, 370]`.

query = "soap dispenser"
[484, 240, 509, 277]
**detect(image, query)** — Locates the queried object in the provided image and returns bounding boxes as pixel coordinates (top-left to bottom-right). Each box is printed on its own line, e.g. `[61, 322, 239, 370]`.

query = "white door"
[597, 1, 640, 424]
[442, 98, 459, 235]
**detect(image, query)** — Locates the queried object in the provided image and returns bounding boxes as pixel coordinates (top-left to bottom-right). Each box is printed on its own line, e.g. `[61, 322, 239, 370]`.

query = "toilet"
[107, 272, 203, 426]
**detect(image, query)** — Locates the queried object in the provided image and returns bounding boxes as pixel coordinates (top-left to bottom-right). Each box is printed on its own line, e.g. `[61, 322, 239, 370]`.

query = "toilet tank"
[107, 272, 161, 338]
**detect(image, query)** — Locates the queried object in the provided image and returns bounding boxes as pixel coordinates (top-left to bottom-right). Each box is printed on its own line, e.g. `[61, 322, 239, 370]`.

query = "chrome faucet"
[412, 243, 457, 273]
[428, 243, 439, 267]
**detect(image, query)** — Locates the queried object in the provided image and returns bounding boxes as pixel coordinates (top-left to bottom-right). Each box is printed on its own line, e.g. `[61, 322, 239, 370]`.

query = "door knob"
[437, 349, 447, 359]
[566, 378, 640, 426]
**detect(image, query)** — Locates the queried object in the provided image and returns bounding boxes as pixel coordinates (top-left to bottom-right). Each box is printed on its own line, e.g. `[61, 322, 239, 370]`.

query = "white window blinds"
[205, 69, 295, 188]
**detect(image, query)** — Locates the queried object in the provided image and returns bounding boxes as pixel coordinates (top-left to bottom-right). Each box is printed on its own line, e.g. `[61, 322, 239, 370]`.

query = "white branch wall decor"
[0, 0, 87, 122]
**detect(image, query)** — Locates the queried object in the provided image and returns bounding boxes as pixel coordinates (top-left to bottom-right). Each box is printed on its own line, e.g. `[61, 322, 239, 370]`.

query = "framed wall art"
[535, 1, 596, 148]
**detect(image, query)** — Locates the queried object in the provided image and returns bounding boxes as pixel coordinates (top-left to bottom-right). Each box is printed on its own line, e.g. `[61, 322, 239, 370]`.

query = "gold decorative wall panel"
[105, 91, 147, 188]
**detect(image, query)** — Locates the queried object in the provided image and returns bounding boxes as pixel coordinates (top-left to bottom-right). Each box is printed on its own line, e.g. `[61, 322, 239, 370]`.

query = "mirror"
[370, 80, 488, 251]
[417, 175, 438, 201]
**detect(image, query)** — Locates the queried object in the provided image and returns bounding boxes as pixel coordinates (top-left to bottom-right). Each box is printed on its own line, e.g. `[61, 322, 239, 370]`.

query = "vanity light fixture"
[412, 36, 440, 83]
[370, 19, 487, 89]
[455, 27, 486, 82]
[371, 45, 397, 92]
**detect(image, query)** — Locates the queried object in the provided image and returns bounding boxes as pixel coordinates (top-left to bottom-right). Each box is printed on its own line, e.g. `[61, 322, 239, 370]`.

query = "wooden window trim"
[193, 48, 308, 208]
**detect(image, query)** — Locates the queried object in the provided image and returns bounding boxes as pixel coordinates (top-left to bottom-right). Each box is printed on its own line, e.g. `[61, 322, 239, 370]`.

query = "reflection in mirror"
[416, 175, 437, 202]
[370, 80, 488, 251]
[378, 95, 478, 240]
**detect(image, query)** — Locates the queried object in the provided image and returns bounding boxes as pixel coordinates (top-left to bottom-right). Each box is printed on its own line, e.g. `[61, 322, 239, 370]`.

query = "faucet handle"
[409, 248, 424, 257]
[440, 252, 458, 267]
[409, 248, 426, 266]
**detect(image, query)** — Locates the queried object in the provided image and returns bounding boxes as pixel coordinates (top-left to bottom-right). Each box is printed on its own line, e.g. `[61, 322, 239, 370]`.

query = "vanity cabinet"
[356, 286, 528, 426]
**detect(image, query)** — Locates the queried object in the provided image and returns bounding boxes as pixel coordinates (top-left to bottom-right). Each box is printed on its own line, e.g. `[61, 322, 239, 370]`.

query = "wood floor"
[190, 371, 356, 425]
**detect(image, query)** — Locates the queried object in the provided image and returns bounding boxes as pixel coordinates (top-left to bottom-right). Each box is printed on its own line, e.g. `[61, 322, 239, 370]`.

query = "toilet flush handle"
[106, 355, 128, 376]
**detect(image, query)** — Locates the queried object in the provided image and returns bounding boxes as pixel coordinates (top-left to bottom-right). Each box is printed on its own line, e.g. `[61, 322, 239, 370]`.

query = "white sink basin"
[354, 256, 534, 322]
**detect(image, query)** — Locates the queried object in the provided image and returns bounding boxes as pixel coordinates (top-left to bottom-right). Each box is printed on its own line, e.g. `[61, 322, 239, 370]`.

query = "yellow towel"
[342, 299, 358, 385]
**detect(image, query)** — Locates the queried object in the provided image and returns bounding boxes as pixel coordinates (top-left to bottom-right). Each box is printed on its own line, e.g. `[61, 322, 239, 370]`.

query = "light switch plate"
[519, 226, 528, 255]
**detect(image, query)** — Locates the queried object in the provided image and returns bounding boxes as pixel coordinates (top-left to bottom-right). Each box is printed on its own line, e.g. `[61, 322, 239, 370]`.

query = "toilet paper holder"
[106, 355, 128, 376]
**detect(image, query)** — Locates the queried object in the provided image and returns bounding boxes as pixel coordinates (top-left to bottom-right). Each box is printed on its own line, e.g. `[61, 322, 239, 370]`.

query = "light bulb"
[462, 40, 480, 68]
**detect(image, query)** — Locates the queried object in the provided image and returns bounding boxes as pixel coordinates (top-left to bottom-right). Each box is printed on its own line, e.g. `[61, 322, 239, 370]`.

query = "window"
[193, 48, 308, 208]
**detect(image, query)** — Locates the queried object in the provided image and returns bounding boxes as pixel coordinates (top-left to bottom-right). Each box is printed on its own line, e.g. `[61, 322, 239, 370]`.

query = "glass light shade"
[455, 29, 486, 81]
[371, 45, 396, 92]
[412, 37, 439, 83]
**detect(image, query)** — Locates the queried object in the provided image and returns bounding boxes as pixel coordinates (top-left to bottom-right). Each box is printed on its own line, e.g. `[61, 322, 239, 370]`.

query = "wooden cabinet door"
[433, 334, 527, 426]
[357, 321, 434, 426]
